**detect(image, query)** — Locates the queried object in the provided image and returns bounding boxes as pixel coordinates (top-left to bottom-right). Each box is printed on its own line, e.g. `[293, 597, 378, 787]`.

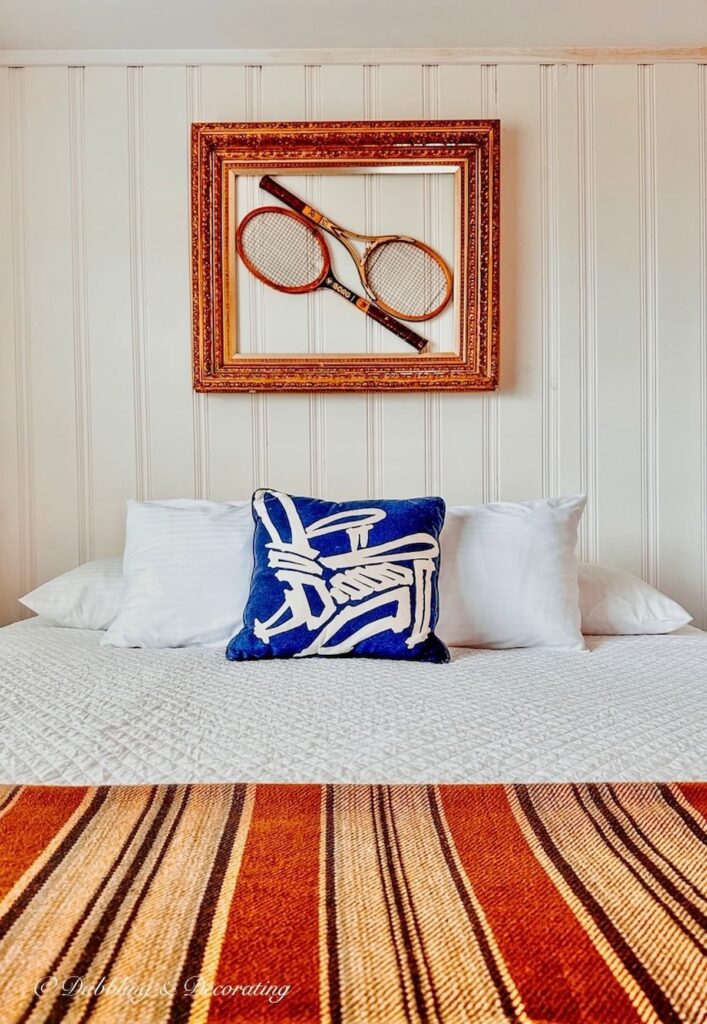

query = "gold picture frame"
[191, 119, 500, 392]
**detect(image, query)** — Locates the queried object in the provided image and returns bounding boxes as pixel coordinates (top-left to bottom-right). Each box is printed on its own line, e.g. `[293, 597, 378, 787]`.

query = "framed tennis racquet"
[259, 175, 453, 323]
[236, 207, 428, 352]
[191, 119, 500, 392]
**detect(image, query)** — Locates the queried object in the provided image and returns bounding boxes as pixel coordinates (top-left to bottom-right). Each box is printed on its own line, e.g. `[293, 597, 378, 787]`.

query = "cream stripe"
[329, 784, 410, 1023]
[331, 785, 528, 1024]
[0, 787, 156, 1023]
[0, 785, 21, 819]
[509, 785, 704, 1024]
[186, 784, 256, 1024]
[507, 785, 655, 1022]
[318, 785, 331, 1024]
[33, 787, 188, 1024]
[575, 786, 706, 949]
[534, 784, 707, 1022]
[0, 786, 22, 823]
[426, 786, 529, 1023]
[370, 787, 427, 1021]
[83, 785, 247, 1024]
[604, 784, 707, 907]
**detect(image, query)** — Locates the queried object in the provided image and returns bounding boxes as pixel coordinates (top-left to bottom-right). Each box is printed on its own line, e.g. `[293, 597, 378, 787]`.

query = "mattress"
[0, 618, 705, 785]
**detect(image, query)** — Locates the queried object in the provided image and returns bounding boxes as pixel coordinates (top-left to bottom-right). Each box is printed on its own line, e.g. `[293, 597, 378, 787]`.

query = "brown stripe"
[76, 786, 191, 1024]
[383, 787, 444, 1024]
[169, 784, 247, 1024]
[580, 786, 707, 946]
[373, 787, 427, 1023]
[325, 784, 342, 1024]
[426, 785, 519, 1022]
[658, 784, 707, 842]
[368, 788, 412, 1024]
[606, 785, 706, 901]
[514, 784, 682, 1024]
[0, 786, 20, 815]
[16, 785, 160, 1024]
[41, 785, 183, 1024]
[0, 787, 108, 941]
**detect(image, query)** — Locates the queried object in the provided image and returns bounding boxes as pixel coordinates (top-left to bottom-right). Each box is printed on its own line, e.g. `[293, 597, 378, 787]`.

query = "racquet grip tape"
[366, 303, 428, 352]
[259, 175, 307, 213]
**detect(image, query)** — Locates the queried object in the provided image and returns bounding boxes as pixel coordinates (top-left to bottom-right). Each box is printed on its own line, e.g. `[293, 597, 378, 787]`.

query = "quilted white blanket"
[0, 619, 705, 785]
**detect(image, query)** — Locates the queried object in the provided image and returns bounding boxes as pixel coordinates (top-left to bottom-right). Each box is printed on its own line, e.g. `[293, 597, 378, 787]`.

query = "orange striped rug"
[0, 782, 704, 1023]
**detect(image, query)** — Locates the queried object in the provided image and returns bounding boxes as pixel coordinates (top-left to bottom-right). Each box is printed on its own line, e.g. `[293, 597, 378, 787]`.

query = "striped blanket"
[0, 783, 704, 1023]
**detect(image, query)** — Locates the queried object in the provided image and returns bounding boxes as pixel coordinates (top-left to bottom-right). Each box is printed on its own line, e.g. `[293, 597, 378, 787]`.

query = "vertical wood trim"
[68, 66, 94, 562]
[540, 63, 560, 496]
[127, 65, 151, 500]
[305, 63, 325, 495]
[422, 63, 442, 496]
[481, 63, 499, 502]
[187, 64, 210, 498]
[8, 67, 35, 602]
[363, 63, 383, 498]
[699, 63, 707, 627]
[638, 63, 659, 587]
[246, 64, 269, 487]
[577, 63, 598, 560]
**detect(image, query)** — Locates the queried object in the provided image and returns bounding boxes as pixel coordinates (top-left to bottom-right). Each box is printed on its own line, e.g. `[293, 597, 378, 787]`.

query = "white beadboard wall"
[0, 55, 706, 627]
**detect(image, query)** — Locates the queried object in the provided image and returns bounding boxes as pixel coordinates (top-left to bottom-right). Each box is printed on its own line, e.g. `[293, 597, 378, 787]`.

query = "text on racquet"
[236, 207, 429, 353]
[259, 175, 452, 323]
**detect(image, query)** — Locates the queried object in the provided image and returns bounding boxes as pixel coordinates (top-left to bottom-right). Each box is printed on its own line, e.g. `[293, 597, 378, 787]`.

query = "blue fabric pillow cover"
[227, 489, 449, 663]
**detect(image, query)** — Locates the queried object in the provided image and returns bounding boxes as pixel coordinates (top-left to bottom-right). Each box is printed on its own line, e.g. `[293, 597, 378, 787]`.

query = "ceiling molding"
[1, 46, 706, 68]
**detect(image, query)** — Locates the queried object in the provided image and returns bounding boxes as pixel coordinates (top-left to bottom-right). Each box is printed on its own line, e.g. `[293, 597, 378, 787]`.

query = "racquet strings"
[364, 240, 449, 318]
[239, 211, 325, 289]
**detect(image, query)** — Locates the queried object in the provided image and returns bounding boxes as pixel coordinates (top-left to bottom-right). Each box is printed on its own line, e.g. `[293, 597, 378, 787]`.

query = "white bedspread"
[0, 618, 705, 785]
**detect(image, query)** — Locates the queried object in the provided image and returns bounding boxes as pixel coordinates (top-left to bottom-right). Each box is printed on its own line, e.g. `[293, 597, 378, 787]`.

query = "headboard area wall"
[1, 50, 705, 626]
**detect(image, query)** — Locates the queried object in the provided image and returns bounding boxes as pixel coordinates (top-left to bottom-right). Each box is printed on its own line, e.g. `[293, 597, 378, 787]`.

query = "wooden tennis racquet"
[236, 207, 429, 353]
[259, 175, 452, 323]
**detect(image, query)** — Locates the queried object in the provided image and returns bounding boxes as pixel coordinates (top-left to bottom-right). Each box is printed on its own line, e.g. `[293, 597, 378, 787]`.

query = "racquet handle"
[321, 273, 427, 352]
[366, 302, 428, 352]
[260, 175, 309, 215]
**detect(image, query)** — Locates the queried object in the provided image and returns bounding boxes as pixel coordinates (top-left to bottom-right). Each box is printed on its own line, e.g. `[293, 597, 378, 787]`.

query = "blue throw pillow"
[227, 489, 449, 663]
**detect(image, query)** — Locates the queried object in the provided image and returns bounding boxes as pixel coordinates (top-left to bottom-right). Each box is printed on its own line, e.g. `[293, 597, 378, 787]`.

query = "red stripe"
[676, 783, 707, 823]
[207, 785, 321, 1024]
[0, 787, 88, 901]
[439, 784, 641, 1024]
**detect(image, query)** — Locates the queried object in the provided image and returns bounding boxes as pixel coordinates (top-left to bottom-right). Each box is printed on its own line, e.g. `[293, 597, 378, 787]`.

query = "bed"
[1, 618, 706, 785]
[0, 618, 706, 1023]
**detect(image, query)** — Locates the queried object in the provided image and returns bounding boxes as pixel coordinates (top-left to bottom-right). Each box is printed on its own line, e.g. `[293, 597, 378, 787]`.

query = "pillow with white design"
[437, 496, 586, 650]
[103, 499, 253, 649]
[227, 489, 449, 662]
[578, 563, 692, 635]
[19, 557, 126, 630]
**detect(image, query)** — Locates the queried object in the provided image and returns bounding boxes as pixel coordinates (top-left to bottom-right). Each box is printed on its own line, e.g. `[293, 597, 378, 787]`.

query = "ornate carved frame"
[191, 119, 500, 392]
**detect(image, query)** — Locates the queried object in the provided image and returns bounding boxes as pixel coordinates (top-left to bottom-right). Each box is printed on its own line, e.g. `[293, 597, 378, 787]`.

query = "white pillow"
[103, 499, 254, 649]
[438, 496, 586, 649]
[19, 557, 126, 630]
[578, 563, 692, 635]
